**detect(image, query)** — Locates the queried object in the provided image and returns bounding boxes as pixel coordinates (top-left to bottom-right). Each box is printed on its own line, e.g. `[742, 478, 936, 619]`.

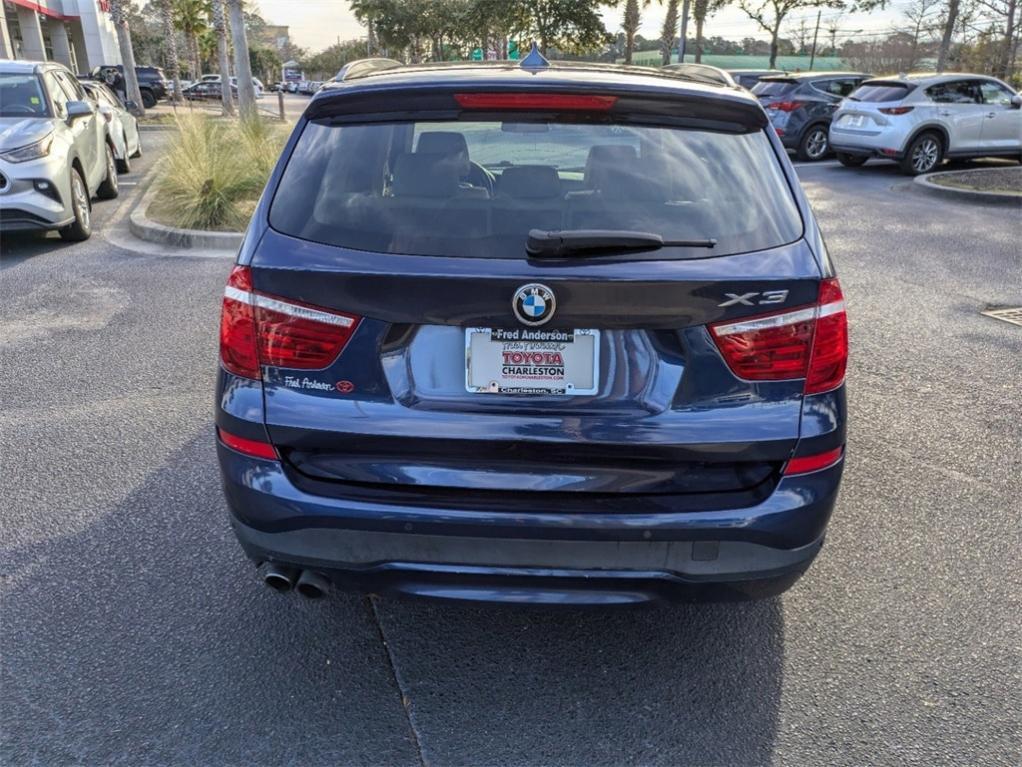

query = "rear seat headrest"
[416, 131, 471, 175]
[584, 145, 639, 189]
[496, 165, 561, 199]
[391, 153, 459, 198]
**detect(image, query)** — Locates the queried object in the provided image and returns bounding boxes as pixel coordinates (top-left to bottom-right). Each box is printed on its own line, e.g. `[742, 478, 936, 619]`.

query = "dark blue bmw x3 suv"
[216, 53, 848, 605]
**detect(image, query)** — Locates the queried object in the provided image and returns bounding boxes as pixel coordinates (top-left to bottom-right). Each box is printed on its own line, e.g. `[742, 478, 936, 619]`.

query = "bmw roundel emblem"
[512, 283, 556, 327]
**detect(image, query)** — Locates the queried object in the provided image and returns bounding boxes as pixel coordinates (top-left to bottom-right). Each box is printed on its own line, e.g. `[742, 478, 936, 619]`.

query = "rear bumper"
[829, 125, 907, 158]
[218, 442, 842, 603]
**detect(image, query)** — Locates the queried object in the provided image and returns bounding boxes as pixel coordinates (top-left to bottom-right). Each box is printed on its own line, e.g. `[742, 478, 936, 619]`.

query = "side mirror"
[66, 100, 94, 122]
[1010, 94, 1022, 109]
[124, 99, 142, 116]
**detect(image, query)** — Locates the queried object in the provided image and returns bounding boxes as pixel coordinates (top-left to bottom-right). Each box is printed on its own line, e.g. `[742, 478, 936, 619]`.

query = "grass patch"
[150, 113, 288, 231]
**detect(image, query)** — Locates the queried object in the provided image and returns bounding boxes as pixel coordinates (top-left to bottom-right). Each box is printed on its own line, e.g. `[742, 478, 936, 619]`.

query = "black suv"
[752, 72, 871, 160]
[88, 65, 168, 108]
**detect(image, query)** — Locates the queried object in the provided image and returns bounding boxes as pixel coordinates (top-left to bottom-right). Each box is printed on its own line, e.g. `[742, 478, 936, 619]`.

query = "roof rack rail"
[333, 58, 404, 82]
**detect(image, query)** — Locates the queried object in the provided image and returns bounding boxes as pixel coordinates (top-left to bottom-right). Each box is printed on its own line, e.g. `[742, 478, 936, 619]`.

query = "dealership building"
[0, 0, 121, 73]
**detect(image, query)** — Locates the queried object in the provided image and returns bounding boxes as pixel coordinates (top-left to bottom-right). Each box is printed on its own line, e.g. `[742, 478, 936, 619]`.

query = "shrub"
[153, 114, 288, 231]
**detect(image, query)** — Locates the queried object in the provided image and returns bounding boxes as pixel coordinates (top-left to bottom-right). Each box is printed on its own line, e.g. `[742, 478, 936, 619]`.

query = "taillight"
[783, 446, 843, 475]
[879, 106, 914, 115]
[219, 265, 361, 380]
[766, 101, 805, 112]
[217, 427, 278, 460]
[709, 278, 848, 395]
[454, 93, 617, 111]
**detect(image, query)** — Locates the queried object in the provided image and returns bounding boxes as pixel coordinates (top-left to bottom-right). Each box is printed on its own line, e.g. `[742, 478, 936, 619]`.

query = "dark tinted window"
[269, 119, 802, 260]
[926, 80, 981, 104]
[0, 73, 49, 117]
[849, 83, 912, 102]
[752, 79, 797, 96]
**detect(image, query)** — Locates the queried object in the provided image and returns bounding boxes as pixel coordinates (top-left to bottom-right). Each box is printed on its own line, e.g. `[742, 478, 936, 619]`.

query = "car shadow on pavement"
[0, 433, 422, 767]
[372, 595, 784, 766]
[0, 232, 80, 269]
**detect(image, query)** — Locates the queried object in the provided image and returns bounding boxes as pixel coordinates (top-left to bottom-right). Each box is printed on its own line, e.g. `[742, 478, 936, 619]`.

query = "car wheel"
[141, 89, 157, 109]
[837, 152, 868, 168]
[797, 125, 830, 161]
[96, 143, 119, 199]
[116, 133, 131, 174]
[900, 132, 943, 175]
[130, 136, 143, 159]
[59, 167, 92, 242]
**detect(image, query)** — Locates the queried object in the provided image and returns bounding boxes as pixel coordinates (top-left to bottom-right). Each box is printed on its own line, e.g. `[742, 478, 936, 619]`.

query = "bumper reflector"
[218, 427, 279, 460]
[784, 447, 844, 476]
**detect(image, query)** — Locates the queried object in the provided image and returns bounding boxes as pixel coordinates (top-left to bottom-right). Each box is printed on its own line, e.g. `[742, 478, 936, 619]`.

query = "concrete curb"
[913, 168, 1022, 205]
[128, 170, 244, 250]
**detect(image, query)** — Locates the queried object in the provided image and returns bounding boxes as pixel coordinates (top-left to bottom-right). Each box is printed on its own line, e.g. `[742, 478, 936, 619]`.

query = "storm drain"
[981, 306, 1022, 327]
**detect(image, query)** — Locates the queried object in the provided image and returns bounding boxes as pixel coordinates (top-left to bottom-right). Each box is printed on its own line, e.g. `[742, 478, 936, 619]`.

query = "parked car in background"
[728, 69, 785, 90]
[198, 74, 265, 98]
[752, 72, 871, 160]
[830, 73, 1022, 174]
[1, 59, 119, 241]
[296, 80, 311, 94]
[182, 80, 238, 101]
[79, 79, 142, 173]
[285, 81, 300, 93]
[216, 56, 848, 604]
[661, 63, 737, 88]
[88, 65, 168, 108]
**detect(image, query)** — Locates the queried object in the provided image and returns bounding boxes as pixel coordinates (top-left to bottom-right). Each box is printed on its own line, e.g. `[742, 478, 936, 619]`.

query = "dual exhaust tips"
[261, 563, 330, 599]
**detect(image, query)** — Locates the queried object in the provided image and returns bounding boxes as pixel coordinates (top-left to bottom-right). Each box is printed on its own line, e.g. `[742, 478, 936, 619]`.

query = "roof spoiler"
[332, 58, 403, 82]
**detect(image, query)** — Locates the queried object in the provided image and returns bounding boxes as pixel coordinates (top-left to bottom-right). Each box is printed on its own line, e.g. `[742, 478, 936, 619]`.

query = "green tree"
[659, 0, 679, 64]
[622, 0, 641, 62]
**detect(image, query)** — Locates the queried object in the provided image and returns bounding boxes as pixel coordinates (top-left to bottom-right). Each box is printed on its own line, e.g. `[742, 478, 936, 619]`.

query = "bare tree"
[739, 0, 844, 68]
[936, 0, 961, 70]
[211, 0, 234, 116]
[227, 0, 257, 120]
[901, 0, 943, 69]
[109, 0, 146, 115]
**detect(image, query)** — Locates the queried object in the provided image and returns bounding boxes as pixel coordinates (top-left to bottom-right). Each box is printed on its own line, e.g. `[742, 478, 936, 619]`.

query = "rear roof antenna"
[520, 42, 550, 73]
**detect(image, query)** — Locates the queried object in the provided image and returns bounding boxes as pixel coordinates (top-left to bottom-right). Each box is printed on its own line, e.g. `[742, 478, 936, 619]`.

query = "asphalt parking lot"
[1, 147, 1020, 765]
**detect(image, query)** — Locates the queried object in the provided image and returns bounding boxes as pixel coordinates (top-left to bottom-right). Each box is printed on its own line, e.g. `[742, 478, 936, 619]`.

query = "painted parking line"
[791, 160, 841, 169]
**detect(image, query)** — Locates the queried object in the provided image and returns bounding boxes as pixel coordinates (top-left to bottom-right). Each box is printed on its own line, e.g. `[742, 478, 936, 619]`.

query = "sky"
[252, 0, 908, 57]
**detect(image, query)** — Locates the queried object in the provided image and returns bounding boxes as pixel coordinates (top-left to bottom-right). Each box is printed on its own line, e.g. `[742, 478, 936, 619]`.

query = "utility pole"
[212, 0, 234, 116]
[809, 10, 821, 70]
[109, 0, 145, 115]
[227, 0, 257, 120]
[679, 0, 691, 62]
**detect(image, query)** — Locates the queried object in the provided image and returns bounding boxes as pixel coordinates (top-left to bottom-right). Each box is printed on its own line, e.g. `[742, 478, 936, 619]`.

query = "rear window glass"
[752, 80, 797, 96]
[850, 83, 913, 102]
[269, 119, 802, 260]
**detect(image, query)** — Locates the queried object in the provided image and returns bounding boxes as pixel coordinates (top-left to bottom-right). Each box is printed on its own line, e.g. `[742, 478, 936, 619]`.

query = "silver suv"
[0, 59, 119, 242]
[829, 73, 1022, 174]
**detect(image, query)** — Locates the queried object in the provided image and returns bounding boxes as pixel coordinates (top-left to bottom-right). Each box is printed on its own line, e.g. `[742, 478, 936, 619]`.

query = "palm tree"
[174, 0, 208, 79]
[659, 0, 679, 64]
[622, 0, 641, 64]
[160, 0, 183, 103]
[108, 0, 146, 115]
[692, 0, 727, 62]
[227, 0, 257, 120]
[210, 0, 234, 115]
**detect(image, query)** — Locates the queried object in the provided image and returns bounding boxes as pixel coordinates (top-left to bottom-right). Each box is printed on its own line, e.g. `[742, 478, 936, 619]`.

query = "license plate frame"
[465, 327, 600, 396]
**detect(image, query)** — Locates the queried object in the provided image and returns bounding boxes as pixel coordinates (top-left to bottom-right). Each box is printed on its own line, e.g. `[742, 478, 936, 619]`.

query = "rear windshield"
[752, 79, 797, 97]
[269, 119, 802, 260]
[849, 83, 913, 102]
[0, 73, 49, 118]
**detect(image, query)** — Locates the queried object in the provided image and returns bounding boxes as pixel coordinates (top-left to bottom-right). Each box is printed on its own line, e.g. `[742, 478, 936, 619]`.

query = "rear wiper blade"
[527, 229, 716, 258]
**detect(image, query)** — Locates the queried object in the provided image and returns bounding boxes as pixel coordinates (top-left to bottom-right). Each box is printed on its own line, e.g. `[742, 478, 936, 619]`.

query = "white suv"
[829, 73, 1022, 174]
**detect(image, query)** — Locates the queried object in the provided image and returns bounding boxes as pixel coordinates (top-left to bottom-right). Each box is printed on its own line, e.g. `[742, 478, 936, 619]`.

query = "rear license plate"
[465, 328, 599, 395]
[844, 115, 865, 127]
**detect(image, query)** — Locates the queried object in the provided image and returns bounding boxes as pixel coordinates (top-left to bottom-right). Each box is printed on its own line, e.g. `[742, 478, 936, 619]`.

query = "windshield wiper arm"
[527, 229, 717, 258]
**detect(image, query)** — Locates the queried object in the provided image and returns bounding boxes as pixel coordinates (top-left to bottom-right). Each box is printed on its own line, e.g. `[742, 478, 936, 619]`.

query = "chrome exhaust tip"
[295, 569, 331, 599]
[261, 563, 298, 593]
